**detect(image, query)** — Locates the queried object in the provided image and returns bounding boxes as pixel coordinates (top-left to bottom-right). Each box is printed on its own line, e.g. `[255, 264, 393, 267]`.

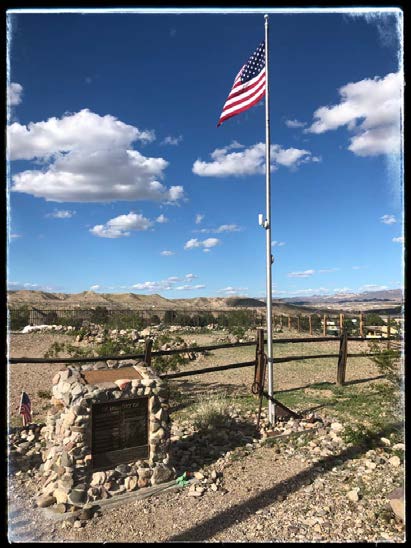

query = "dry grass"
[190, 391, 232, 430]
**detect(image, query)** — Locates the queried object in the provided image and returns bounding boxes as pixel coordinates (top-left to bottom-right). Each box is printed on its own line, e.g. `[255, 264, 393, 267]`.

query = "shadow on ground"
[166, 422, 402, 542]
[169, 417, 260, 477]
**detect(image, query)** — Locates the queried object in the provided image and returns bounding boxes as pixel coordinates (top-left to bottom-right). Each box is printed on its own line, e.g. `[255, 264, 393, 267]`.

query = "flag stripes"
[19, 391, 32, 425]
[217, 42, 266, 127]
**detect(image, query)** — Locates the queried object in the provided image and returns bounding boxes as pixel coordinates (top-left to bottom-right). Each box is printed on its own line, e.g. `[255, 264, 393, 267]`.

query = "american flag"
[217, 42, 266, 127]
[19, 391, 32, 425]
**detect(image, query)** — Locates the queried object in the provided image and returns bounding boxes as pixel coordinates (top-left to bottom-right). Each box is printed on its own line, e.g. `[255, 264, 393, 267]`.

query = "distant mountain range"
[278, 288, 403, 305]
[7, 288, 403, 316]
[6, 290, 313, 315]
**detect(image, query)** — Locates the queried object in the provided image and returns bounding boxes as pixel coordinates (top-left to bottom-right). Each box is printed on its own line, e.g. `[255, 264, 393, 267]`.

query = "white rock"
[388, 456, 401, 467]
[90, 471, 106, 486]
[347, 488, 360, 502]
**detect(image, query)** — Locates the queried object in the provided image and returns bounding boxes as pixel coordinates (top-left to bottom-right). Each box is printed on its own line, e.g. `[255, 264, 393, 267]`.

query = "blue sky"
[6, 8, 404, 299]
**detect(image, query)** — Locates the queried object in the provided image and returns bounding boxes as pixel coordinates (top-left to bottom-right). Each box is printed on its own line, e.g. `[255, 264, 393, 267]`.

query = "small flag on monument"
[19, 391, 32, 426]
[217, 41, 266, 127]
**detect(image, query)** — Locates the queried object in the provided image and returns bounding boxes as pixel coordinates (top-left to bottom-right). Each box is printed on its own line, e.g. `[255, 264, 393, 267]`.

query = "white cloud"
[359, 284, 389, 291]
[203, 238, 220, 248]
[90, 212, 153, 238]
[156, 214, 168, 223]
[203, 249, 211, 253]
[218, 286, 248, 296]
[9, 233, 22, 239]
[131, 281, 173, 292]
[184, 238, 201, 250]
[8, 109, 184, 204]
[90, 284, 101, 291]
[380, 214, 397, 224]
[161, 135, 183, 146]
[195, 214, 204, 225]
[184, 237, 221, 250]
[318, 268, 339, 273]
[392, 236, 404, 243]
[192, 142, 317, 177]
[272, 241, 286, 247]
[289, 287, 329, 295]
[7, 281, 59, 291]
[130, 274, 200, 293]
[175, 284, 205, 291]
[306, 72, 402, 156]
[287, 269, 315, 278]
[196, 224, 241, 234]
[8, 82, 23, 107]
[167, 276, 181, 282]
[333, 287, 353, 293]
[161, 250, 175, 256]
[349, 12, 402, 50]
[46, 209, 76, 219]
[285, 119, 306, 128]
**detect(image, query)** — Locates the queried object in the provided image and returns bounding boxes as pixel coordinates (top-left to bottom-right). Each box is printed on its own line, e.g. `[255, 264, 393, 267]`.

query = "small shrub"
[228, 326, 246, 339]
[38, 389, 52, 399]
[367, 341, 401, 386]
[44, 341, 66, 358]
[191, 392, 231, 430]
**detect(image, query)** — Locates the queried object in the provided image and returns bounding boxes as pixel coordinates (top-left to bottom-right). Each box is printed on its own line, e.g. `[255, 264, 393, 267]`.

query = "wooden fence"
[9, 331, 399, 388]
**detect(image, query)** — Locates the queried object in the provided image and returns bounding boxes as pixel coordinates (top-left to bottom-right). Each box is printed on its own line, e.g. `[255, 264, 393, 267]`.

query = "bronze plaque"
[82, 367, 142, 386]
[92, 397, 149, 470]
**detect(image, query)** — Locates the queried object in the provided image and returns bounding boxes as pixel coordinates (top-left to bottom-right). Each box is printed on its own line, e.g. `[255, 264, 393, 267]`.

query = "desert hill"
[7, 288, 402, 316]
[7, 290, 313, 315]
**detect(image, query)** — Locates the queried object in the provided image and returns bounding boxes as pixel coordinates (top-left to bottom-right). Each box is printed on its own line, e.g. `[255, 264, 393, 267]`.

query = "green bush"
[368, 341, 401, 386]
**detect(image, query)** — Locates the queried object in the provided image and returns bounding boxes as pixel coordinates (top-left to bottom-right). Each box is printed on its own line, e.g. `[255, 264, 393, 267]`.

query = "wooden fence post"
[387, 315, 391, 350]
[323, 314, 327, 336]
[144, 338, 153, 368]
[339, 313, 344, 336]
[288, 315, 291, 330]
[336, 329, 348, 386]
[359, 313, 364, 338]
[309, 315, 312, 335]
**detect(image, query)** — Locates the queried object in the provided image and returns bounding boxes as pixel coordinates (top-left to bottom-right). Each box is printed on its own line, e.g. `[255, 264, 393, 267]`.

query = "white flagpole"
[264, 14, 275, 425]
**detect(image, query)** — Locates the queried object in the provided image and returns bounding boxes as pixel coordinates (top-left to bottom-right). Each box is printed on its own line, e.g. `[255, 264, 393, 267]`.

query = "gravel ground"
[8, 427, 405, 542]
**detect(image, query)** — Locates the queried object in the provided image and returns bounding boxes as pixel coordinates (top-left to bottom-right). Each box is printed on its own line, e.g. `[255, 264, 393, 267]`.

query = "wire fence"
[8, 305, 403, 339]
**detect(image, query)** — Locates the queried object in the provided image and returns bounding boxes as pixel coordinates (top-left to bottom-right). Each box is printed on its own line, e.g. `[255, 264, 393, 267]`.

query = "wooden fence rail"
[8, 335, 396, 365]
